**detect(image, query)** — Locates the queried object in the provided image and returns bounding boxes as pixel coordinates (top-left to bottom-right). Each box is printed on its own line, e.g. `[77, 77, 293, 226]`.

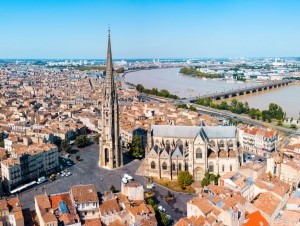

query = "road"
[139, 92, 295, 136]
[17, 143, 193, 223]
[189, 102, 294, 134]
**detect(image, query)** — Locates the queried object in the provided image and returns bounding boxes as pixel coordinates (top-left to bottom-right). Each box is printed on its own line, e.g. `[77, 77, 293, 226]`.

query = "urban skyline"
[1, 0, 300, 58]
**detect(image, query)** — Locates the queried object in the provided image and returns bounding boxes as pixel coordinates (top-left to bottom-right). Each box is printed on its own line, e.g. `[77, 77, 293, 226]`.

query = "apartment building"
[70, 184, 100, 220]
[35, 194, 58, 226]
[1, 142, 58, 191]
[0, 197, 24, 226]
[238, 125, 278, 157]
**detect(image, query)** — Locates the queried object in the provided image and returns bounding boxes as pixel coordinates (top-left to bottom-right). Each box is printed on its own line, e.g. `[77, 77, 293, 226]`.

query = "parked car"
[37, 176, 46, 185]
[158, 206, 166, 212]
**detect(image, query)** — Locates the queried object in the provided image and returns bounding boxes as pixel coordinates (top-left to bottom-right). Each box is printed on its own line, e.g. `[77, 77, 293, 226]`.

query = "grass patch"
[151, 177, 195, 193]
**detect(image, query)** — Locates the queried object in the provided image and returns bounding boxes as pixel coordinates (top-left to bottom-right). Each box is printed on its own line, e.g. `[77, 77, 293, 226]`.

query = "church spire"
[106, 29, 113, 76]
[99, 29, 123, 169]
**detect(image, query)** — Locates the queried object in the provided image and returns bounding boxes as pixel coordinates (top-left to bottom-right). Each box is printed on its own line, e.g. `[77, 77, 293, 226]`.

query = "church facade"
[145, 125, 240, 181]
[99, 30, 123, 169]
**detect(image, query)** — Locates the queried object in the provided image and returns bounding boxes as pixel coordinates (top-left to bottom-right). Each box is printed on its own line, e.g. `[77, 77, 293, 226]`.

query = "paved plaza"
[17, 143, 194, 221]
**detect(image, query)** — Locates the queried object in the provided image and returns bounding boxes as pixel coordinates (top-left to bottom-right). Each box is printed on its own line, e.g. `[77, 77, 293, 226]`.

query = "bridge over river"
[189, 80, 292, 102]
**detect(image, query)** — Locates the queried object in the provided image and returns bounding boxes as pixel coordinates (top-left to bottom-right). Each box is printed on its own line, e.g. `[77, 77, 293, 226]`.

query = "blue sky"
[0, 0, 299, 59]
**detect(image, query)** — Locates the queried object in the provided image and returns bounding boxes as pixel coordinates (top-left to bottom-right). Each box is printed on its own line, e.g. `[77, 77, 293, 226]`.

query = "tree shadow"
[123, 151, 135, 165]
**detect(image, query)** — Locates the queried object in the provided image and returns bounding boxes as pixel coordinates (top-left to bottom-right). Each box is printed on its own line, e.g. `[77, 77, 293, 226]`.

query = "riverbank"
[179, 67, 221, 79]
[124, 68, 300, 118]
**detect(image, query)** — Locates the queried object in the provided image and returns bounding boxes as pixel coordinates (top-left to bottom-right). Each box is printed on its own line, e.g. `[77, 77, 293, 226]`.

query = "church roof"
[172, 146, 183, 158]
[203, 126, 236, 139]
[151, 125, 236, 139]
[151, 125, 201, 138]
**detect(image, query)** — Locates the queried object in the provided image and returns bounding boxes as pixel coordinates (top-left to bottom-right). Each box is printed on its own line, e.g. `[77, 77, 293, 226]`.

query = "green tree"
[219, 101, 229, 110]
[75, 135, 88, 148]
[268, 103, 284, 120]
[129, 135, 144, 158]
[201, 172, 220, 187]
[201, 177, 209, 187]
[230, 99, 238, 112]
[189, 106, 197, 111]
[151, 88, 159, 95]
[249, 108, 257, 119]
[147, 198, 155, 207]
[244, 102, 250, 113]
[61, 139, 71, 153]
[160, 89, 170, 97]
[0, 141, 4, 148]
[255, 110, 262, 120]
[177, 171, 193, 189]
[93, 134, 100, 144]
[277, 119, 283, 126]
[160, 212, 170, 226]
[136, 84, 144, 92]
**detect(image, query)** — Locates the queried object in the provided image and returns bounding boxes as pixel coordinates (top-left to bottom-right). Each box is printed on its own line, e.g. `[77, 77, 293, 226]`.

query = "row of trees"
[195, 98, 285, 122]
[179, 67, 221, 78]
[177, 104, 197, 112]
[61, 135, 89, 153]
[147, 198, 170, 226]
[201, 172, 220, 187]
[136, 84, 179, 99]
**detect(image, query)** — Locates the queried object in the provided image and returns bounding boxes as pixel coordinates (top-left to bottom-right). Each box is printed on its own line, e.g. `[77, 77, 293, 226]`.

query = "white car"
[67, 172, 72, 176]
[158, 206, 166, 212]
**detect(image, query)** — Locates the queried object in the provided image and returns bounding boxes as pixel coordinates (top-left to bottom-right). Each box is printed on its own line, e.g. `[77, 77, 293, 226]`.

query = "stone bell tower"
[99, 30, 123, 169]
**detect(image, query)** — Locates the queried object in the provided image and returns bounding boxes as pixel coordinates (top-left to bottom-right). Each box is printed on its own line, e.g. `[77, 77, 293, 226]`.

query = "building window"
[209, 162, 214, 173]
[222, 164, 224, 172]
[185, 162, 189, 171]
[172, 162, 176, 171]
[151, 161, 156, 169]
[230, 164, 232, 171]
[196, 148, 202, 159]
[178, 163, 182, 171]
[162, 162, 167, 170]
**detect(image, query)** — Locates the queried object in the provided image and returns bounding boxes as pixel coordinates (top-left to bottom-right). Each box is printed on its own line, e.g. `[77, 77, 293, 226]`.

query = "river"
[124, 68, 300, 118]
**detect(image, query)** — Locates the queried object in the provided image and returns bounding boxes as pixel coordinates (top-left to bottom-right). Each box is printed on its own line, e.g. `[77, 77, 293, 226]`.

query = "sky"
[0, 0, 300, 59]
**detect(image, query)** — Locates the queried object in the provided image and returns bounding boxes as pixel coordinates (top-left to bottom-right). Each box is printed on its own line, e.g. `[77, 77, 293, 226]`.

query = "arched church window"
[196, 148, 202, 159]
[219, 140, 225, 148]
[162, 162, 167, 170]
[228, 140, 234, 148]
[172, 162, 176, 171]
[185, 162, 189, 171]
[151, 161, 156, 169]
[176, 139, 183, 150]
[178, 163, 182, 171]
